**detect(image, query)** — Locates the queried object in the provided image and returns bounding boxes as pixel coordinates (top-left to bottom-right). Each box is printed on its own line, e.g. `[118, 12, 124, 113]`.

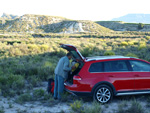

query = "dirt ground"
[1, 82, 150, 113]
[1, 95, 150, 113]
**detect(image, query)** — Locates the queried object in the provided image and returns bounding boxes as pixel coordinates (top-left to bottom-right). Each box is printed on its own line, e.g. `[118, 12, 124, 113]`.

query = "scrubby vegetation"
[0, 32, 150, 112]
[0, 33, 150, 96]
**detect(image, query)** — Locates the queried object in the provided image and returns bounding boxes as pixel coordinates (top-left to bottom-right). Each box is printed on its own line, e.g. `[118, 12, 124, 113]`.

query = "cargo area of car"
[66, 59, 84, 84]
[60, 44, 85, 84]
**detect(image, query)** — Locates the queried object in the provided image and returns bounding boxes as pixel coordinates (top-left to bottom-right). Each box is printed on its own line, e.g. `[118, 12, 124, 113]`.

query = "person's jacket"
[54, 56, 71, 79]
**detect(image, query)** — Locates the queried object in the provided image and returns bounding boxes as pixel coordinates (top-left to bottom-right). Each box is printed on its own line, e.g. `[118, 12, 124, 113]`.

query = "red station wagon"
[61, 44, 150, 103]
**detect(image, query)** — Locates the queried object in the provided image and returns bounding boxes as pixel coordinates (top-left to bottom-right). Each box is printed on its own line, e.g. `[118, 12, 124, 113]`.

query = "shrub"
[104, 51, 115, 56]
[121, 41, 128, 46]
[128, 41, 134, 45]
[40, 44, 49, 51]
[0, 74, 25, 96]
[145, 36, 150, 40]
[37, 66, 52, 80]
[27, 76, 41, 87]
[80, 45, 99, 57]
[81, 47, 91, 56]
[125, 53, 138, 58]
[33, 89, 45, 99]
[28, 44, 39, 50]
[133, 41, 139, 45]
[127, 100, 143, 113]
[138, 42, 146, 50]
[43, 93, 52, 100]
[15, 93, 32, 104]
[83, 101, 103, 113]
[55, 48, 66, 57]
[117, 100, 143, 113]
[30, 65, 39, 75]
[138, 23, 144, 30]
[101, 42, 107, 47]
[70, 100, 84, 113]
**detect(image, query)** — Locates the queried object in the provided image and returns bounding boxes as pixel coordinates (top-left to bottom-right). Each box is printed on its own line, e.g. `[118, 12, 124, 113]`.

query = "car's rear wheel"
[93, 85, 113, 103]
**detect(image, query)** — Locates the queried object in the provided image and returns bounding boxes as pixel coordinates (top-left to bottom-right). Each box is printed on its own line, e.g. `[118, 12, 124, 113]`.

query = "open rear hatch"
[60, 44, 85, 62]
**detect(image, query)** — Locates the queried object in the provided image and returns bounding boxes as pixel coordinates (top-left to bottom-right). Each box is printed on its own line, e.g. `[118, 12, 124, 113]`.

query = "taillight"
[73, 75, 82, 80]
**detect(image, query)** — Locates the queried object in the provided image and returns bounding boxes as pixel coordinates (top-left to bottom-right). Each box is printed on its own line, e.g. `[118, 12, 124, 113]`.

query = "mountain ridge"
[1, 13, 19, 20]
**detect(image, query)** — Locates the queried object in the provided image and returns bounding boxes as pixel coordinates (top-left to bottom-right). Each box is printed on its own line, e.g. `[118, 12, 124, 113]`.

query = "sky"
[0, 0, 150, 21]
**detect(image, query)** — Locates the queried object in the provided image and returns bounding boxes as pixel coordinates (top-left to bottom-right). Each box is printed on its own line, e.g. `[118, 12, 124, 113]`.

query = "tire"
[93, 85, 113, 104]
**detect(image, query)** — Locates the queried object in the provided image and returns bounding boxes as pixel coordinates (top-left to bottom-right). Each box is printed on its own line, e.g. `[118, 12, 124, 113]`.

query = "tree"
[138, 23, 144, 30]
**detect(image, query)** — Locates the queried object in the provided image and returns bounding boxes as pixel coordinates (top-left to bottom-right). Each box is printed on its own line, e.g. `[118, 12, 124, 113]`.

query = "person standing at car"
[54, 52, 75, 100]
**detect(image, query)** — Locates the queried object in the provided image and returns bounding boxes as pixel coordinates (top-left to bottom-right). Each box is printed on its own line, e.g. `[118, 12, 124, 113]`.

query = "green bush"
[117, 100, 143, 113]
[138, 23, 144, 30]
[27, 75, 41, 87]
[125, 53, 138, 58]
[40, 44, 49, 51]
[138, 42, 146, 50]
[83, 101, 103, 113]
[128, 41, 134, 45]
[15, 93, 32, 104]
[145, 36, 150, 40]
[133, 41, 139, 45]
[33, 89, 45, 99]
[70, 100, 84, 113]
[80, 45, 99, 57]
[0, 74, 25, 96]
[104, 51, 115, 56]
[121, 41, 128, 46]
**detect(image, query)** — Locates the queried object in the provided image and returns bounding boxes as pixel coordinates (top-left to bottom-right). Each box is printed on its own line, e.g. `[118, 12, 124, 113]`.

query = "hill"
[96, 21, 150, 31]
[112, 14, 150, 24]
[0, 14, 112, 34]
[1, 13, 150, 33]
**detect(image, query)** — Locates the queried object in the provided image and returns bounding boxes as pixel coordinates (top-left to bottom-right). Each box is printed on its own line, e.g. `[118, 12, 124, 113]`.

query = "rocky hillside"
[96, 21, 150, 31]
[0, 14, 112, 34]
[1, 14, 150, 33]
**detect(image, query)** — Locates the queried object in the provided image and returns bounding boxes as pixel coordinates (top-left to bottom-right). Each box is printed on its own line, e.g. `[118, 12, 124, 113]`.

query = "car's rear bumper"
[64, 82, 91, 96]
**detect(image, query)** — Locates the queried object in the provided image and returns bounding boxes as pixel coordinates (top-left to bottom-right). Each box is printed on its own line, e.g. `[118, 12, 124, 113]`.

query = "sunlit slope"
[1, 14, 112, 34]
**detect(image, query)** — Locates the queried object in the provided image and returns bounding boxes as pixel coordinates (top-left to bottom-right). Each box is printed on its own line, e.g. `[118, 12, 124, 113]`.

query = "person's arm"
[63, 61, 71, 71]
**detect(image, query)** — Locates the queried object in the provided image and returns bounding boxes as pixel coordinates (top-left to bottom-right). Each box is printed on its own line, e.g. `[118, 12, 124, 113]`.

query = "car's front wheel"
[93, 85, 113, 103]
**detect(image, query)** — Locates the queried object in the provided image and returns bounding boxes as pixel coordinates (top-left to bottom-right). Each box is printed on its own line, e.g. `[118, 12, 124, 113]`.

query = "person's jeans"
[54, 74, 64, 100]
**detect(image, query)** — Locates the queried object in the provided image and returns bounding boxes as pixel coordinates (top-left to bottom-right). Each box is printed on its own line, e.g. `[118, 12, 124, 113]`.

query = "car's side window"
[89, 62, 103, 73]
[104, 60, 129, 72]
[129, 60, 150, 72]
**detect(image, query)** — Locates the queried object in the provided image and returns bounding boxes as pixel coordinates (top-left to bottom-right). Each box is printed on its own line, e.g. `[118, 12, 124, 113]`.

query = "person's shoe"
[54, 97, 57, 100]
